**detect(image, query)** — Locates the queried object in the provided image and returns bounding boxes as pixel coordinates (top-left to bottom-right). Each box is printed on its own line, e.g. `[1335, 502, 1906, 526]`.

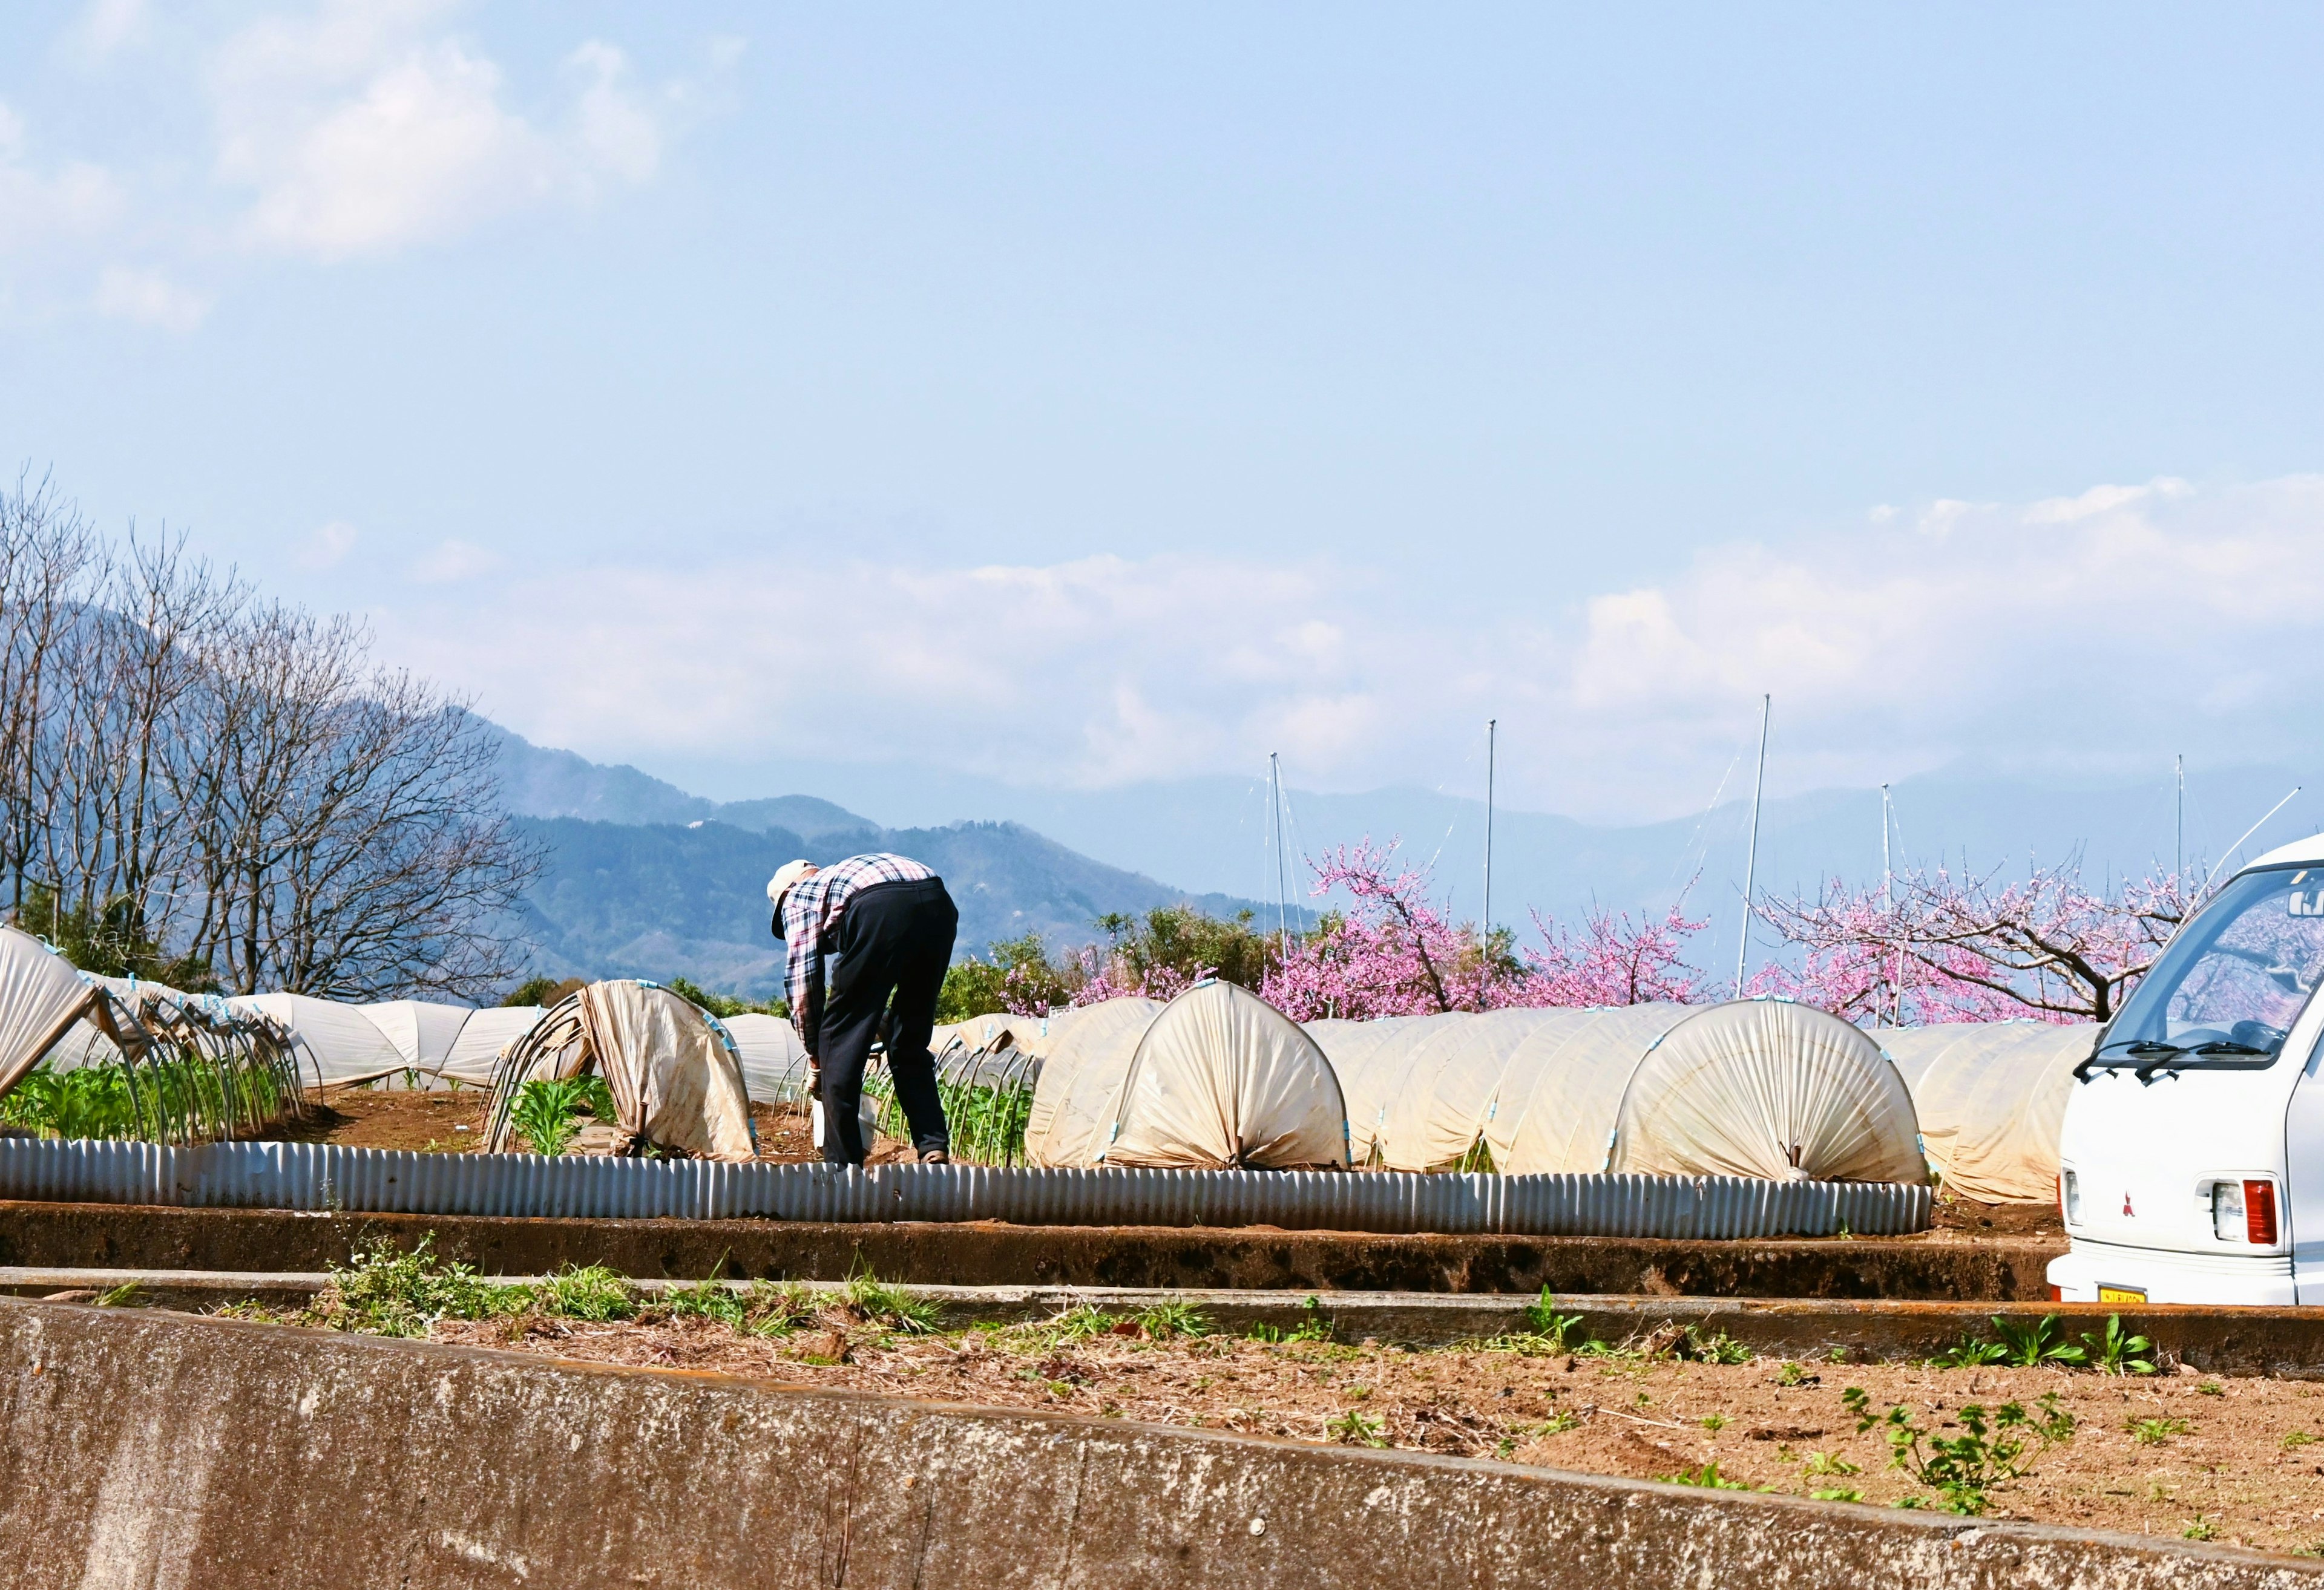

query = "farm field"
[218, 1255, 2324, 1559]
[280, 1090, 839, 1162]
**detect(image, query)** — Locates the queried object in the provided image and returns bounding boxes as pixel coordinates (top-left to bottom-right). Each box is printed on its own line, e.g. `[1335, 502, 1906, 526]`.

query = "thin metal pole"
[1882, 783, 1899, 1025]
[1269, 753, 1289, 954]
[2175, 753, 2184, 884]
[1483, 719, 1497, 942]
[1733, 695, 1771, 1000]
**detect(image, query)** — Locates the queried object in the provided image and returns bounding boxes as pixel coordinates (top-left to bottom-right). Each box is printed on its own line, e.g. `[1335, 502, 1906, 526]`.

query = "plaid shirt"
[779, 852, 936, 1052]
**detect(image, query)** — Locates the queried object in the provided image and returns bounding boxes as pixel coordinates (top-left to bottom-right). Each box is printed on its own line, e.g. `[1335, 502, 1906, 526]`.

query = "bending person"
[769, 852, 957, 1166]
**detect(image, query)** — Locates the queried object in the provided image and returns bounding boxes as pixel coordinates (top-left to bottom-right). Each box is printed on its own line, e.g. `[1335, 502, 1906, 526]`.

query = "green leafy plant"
[1810, 1486, 1866, 1503]
[1935, 1333, 2011, 1369]
[1803, 1450, 1862, 1477]
[1683, 1329, 1752, 1366]
[2195, 1380, 2224, 1397]
[2285, 1431, 2319, 1450]
[1327, 1408, 1387, 1447]
[843, 1271, 939, 1335]
[1844, 1386, 2076, 1516]
[2183, 1514, 2219, 1542]
[510, 1076, 601, 1157]
[661, 1277, 747, 1328]
[1663, 1462, 1764, 1491]
[1700, 1413, 1729, 1431]
[740, 1279, 818, 1337]
[2080, 1315, 2157, 1376]
[538, 1264, 635, 1321]
[1136, 1300, 1211, 1340]
[1249, 1297, 1334, 1344]
[1523, 1286, 1583, 1343]
[2127, 1416, 2191, 1446]
[321, 1238, 513, 1336]
[1774, 1359, 1815, 1385]
[1992, 1314, 2087, 1368]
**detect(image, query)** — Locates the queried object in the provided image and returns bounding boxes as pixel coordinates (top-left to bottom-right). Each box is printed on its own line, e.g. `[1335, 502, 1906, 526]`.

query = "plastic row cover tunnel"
[1874, 1021, 2095, 1203]
[1025, 984, 1349, 1169]
[484, 981, 758, 1161]
[1307, 999, 1927, 1183]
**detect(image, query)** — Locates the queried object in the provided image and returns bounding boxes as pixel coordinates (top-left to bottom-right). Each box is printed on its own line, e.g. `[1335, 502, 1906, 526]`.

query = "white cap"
[767, 859, 816, 915]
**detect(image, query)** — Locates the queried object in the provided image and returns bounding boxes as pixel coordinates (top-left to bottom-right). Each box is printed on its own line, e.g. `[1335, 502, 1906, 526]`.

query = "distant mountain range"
[490, 724, 2324, 1000]
[491, 729, 1290, 999]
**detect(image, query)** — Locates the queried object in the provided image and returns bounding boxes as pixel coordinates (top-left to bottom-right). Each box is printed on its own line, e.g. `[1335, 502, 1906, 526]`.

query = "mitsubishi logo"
[2122, 1192, 2135, 1217]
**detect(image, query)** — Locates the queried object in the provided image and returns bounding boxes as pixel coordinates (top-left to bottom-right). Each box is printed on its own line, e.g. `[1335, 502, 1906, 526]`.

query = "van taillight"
[2246, 1179, 2279, 1246]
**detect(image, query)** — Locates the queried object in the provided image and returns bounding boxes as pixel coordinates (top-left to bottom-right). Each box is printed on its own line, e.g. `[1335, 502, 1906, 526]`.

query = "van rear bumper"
[2049, 1238, 2296, 1306]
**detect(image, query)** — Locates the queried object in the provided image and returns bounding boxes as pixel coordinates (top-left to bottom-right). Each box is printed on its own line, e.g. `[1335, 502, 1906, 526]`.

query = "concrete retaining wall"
[0, 1298, 2311, 1589]
[0, 1200, 2064, 1299]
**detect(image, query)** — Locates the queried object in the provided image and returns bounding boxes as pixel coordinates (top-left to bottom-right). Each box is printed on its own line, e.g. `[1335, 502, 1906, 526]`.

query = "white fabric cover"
[231, 991, 408, 1087]
[439, 1006, 544, 1085]
[0, 926, 96, 1093]
[1476, 1001, 1925, 1182]
[362, 999, 475, 1073]
[579, 982, 758, 1161]
[1097, 982, 1350, 1170]
[1876, 1021, 2093, 1202]
[1304, 1014, 1439, 1164]
[1022, 998, 1165, 1166]
[719, 1012, 809, 1102]
[1371, 1008, 1561, 1171]
[928, 1012, 1037, 1057]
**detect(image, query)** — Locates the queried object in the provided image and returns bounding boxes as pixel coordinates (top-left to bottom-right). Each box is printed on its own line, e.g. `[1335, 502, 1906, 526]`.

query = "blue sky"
[6, 2, 2324, 823]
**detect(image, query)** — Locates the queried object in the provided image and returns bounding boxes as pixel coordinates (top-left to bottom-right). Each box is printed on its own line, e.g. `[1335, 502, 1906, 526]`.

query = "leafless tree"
[0, 471, 540, 1001]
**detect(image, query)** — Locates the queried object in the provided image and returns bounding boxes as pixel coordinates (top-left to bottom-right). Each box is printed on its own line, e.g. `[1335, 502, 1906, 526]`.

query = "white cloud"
[70, 0, 151, 59]
[0, 98, 123, 254]
[210, 2, 688, 260]
[410, 537, 502, 583]
[376, 475, 2324, 822]
[92, 264, 209, 331]
[297, 519, 360, 569]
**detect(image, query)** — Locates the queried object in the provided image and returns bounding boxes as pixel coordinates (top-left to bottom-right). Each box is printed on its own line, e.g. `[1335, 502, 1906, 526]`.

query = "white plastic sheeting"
[1304, 1014, 1439, 1164]
[231, 992, 408, 1088]
[1022, 998, 1163, 1167]
[487, 981, 758, 1162]
[1026, 987, 1348, 1170]
[438, 1007, 545, 1086]
[720, 1012, 809, 1102]
[362, 1000, 474, 1075]
[1331, 1001, 1926, 1183]
[0, 926, 97, 1094]
[1104, 983, 1349, 1170]
[1875, 1021, 2094, 1203]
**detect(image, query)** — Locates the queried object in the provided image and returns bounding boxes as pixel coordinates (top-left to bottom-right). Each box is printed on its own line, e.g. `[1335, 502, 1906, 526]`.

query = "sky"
[7, 2, 2324, 826]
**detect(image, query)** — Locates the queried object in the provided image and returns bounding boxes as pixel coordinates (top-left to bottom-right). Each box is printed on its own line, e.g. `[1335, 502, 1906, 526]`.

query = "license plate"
[2098, 1284, 2147, 1304]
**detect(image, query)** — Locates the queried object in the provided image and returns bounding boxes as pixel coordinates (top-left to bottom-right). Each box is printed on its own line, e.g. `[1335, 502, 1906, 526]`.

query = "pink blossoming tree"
[1752, 865, 2194, 1024]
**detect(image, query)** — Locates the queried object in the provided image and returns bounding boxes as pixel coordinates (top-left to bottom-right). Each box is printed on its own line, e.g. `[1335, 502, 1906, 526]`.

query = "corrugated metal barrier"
[0, 1139, 1930, 1237]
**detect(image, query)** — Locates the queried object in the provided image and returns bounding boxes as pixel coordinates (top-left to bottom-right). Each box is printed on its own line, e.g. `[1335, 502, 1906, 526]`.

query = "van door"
[2288, 1045, 2324, 1303]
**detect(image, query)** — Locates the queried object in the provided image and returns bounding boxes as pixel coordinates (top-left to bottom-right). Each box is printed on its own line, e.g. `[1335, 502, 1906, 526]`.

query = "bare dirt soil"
[279, 1090, 902, 1163]
[412, 1303, 2324, 1557]
[1929, 1197, 2063, 1240]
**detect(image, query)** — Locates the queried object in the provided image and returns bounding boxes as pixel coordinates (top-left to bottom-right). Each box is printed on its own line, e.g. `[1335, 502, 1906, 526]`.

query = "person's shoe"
[918, 1148, 950, 1165]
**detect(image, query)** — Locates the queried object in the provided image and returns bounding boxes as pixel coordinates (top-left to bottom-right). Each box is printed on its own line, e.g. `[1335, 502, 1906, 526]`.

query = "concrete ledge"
[0, 1201, 2063, 1299]
[7, 1268, 2324, 1375]
[0, 1298, 2310, 1589]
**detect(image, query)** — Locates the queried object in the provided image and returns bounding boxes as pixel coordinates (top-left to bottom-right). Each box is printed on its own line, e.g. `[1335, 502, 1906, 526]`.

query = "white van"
[2049, 837, 2324, 1306]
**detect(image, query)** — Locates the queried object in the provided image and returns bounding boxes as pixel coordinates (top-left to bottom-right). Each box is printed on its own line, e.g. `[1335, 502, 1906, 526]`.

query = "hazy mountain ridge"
[491, 723, 2324, 996]
[510, 812, 1290, 1000]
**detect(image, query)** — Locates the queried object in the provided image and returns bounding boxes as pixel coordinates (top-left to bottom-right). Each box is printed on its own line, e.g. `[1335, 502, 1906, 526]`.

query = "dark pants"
[817, 877, 957, 1165]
